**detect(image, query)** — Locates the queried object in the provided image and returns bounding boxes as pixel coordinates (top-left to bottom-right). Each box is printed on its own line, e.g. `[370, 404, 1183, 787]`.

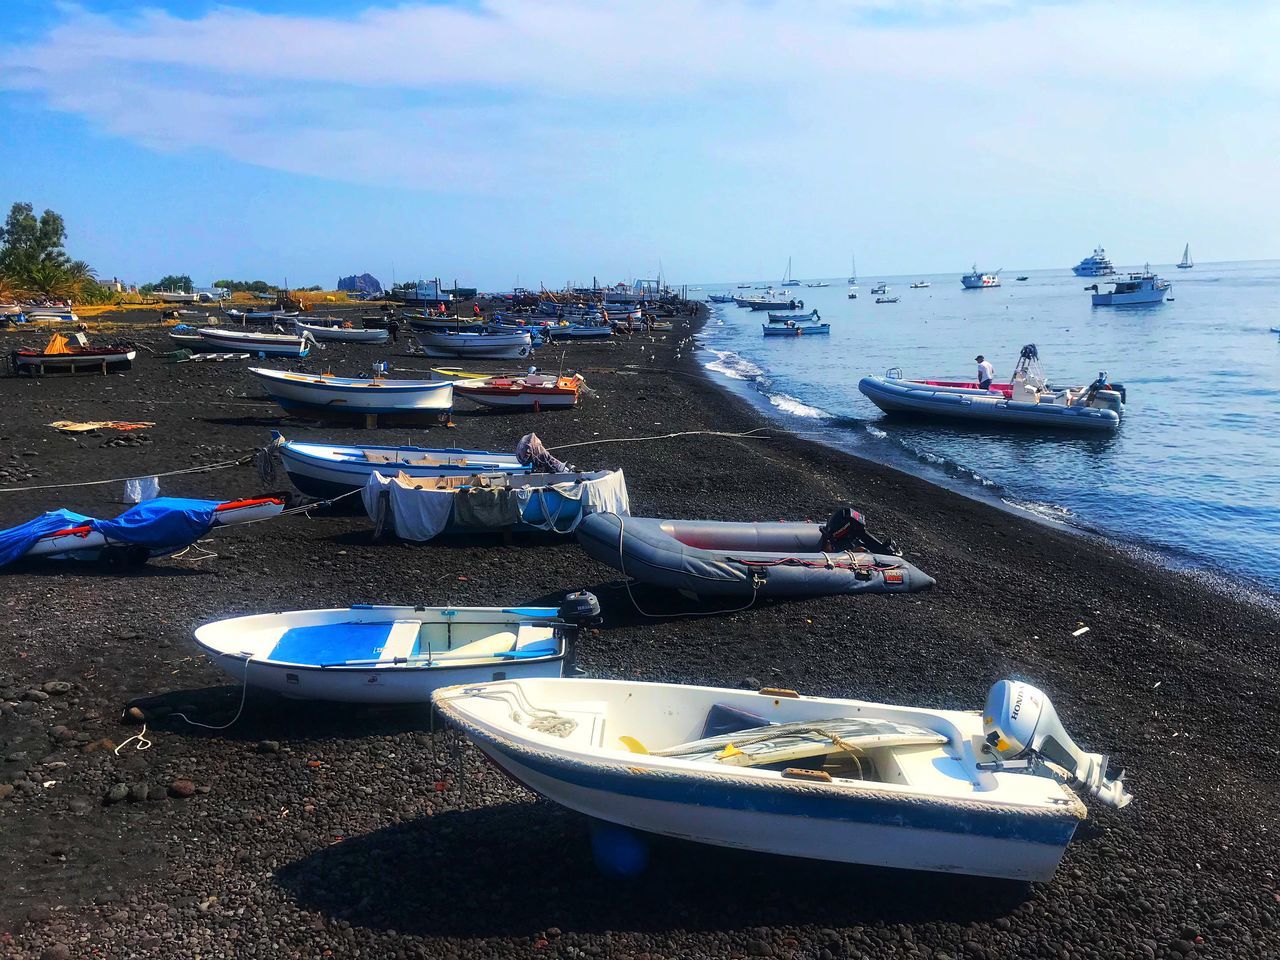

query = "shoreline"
[0, 307, 1277, 958]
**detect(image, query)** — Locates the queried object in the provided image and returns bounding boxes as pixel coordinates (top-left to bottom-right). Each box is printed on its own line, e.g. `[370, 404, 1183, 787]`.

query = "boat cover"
[362, 470, 629, 540]
[0, 497, 222, 567]
[575, 513, 935, 597]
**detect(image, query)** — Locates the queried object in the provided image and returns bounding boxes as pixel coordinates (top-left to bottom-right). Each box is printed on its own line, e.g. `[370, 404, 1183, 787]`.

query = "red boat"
[10, 333, 136, 376]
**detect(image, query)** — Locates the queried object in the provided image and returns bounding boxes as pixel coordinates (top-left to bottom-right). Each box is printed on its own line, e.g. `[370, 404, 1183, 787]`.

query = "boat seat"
[376, 620, 422, 666]
[362, 450, 465, 467]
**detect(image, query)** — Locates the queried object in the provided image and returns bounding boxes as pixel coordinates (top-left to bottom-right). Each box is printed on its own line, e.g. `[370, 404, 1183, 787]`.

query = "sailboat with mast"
[847, 255, 858, 299]
[1177, 243, 1194, 269]
[780, 257, 800, 286]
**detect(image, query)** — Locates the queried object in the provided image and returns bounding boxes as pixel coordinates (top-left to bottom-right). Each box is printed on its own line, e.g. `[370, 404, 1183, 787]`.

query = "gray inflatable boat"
[576, 509, 935, 598]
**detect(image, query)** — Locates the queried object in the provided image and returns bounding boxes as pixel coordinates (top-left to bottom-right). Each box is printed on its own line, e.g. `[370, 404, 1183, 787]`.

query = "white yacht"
[1072, 246, 1116, 277]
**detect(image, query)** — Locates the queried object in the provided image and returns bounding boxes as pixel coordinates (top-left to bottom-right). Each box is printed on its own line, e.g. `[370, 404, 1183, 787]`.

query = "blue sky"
[1, 0, 1277, 289]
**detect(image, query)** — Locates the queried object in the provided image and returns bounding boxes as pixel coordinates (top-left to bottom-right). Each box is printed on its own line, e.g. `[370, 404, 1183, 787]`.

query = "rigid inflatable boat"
[859, 345, 1125, 432]
[576, 508, 934, 597]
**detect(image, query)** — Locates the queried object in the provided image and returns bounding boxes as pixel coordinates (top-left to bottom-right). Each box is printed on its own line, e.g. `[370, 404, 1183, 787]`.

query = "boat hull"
[1090, 289, 1169, 306]
[858, 377, 1121, 431]
[12, 349, 135, 375]
[198, 328, 311, 357]
[415, 330, 533, 359]
[762, 324, 829, 337]
[455, 384, 579, 410]
[250, 369, 453, 417]
[294, 323, 390, 344]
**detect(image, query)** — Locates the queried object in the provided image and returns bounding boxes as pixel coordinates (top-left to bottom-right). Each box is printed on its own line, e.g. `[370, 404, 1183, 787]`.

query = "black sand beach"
[0, 306, 1277, 959]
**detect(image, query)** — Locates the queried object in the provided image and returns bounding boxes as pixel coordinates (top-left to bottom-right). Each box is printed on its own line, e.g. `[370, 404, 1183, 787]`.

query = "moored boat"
[1072, 246, 1116, 277]
[875, 296, 900, 304]
[294, 320, 390, 344]
[250, 368, 453, 419]
[1088, 266, 1170, 306]
[576, 509, 932, 598]
[1177, 243, 1194, 269]
[269, 432, 529, 498]
[433, 676, 1129, 879]
[198, 327, 312, 357]
[961, 265, 1002, 289]
[747, 297, 804, 311]
[767, 308, 821, 323]
[415, 329, 534, 360]
[194, 599, 596, 704]
[762, 321, 830, 337]
[10, 333, 136, 376]
[909, 281, 931, 289]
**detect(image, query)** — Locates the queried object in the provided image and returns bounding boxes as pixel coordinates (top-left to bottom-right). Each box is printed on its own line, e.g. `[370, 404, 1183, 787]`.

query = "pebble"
[169, 778, 197, 799]
[104, 783, 129, 804]
[257, 740, 281, 754]
[43, 680, 72, 695]
[128, 783, 149, 803]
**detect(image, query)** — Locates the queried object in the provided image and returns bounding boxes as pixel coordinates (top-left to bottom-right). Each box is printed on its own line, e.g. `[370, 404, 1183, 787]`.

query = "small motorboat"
[870, 283, 888, 295]
[406, 314, 486, 332]
[9, 333, 135, 376]
[767, 308, 821, 323]
[539, 323, 613, 340]
[452, 373, 584, 410]
[198, 327, 312, 357]
[762, 321, 830, 337]
[909, 281, 931, 289]
[294, 320, 390, 344]
[269, 432, 530, 498]
[875, 296, 900, 304]
[1088, 267, 1170, 306]
[576, 508, 934, 598]
[706, 294, 736, 304]
[194, 596, 599, 704]
[1, 496, 285, 567]
[249, 367, 453, 420]
[363, 469, 628, 540]
[433, 676, 1130, 880]
[416, 329, 534, 360]
[1016, 275, 1029, 281]
[805, 281, 830, 288]
[858, 345, 1125, 432]
[747, 298, 804, 311]
[23, 309, 79, 324]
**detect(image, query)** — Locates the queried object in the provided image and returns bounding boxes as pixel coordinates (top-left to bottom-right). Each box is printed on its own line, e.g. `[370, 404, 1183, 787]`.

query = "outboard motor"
[559, 590, 601, 626]
[1086, 371, 1126, 414]
[983, 680, 1131, 808]
[820, 506, 901, 557]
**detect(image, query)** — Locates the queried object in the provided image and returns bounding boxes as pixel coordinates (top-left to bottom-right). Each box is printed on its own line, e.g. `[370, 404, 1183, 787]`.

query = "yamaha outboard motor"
[559, 590, 601, 626]
[820, 506, 901, 557]
[983, 680, 1131, 808]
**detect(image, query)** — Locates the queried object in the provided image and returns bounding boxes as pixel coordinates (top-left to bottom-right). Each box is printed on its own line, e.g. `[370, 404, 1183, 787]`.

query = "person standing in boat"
[975, 355, 994, 390]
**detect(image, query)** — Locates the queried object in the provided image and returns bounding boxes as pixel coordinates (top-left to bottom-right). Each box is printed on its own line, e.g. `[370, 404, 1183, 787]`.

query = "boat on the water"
[198, 327, 312, 357]
[1177, 243, 1194, 269]
[270, 432, 529, 498]
[706, 294, 736, 304]
[961, 265, 1002, 289]
[416, 329, 534, 360]
[780, 257, 800, 286]
[870, 282, 887, 295]
[1088, 267, 1170, 306]
[294, 319, 390, 344]
[909, 281, 931, 289]
[847, 288, 858, 299]
[767, 308, 821, 323]
[859, 345, 1126, 432]
[194, 599, 597, 704]
[1016, 275, 1029, 281]
[363, 469, 628, 539]
[576, 509, 933, 598]
[10, 333, 136, 376]
[1072, 246, 1116, 277]
[1, 496, 285, 567]
[763, 321, 830, 337]
[805, 281, 830, 288]
[452, 373, 583, 410]
[848, 255, 857, 285]
[876, 296, 900, 304]
[249, 368, 453, 420]
[747, 297, 804, 311]
[434, 676, 1129, 880]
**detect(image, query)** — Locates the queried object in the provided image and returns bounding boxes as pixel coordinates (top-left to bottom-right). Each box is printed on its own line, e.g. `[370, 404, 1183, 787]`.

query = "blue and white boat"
[1072, 246, 1116, 277]
[271, 432, 529, 498]
[434, 677, 1131, 880]
[1089, 267, 1170, 306]
[960, 265, 1001, 289]
[195, 601, 592, 704]
[762, 321, 829, 337]
[250, 368, 453, 419]
[198, 327, 312, 357]
[416, 328, 534, 360]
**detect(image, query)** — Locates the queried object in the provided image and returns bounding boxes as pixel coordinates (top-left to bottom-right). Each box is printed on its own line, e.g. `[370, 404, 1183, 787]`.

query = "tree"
[152, 274, 193, 293]
[0, 202, 68, 276]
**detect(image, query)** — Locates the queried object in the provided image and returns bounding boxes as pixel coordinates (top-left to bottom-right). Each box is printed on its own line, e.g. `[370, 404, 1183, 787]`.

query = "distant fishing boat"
[1016, 275, 1029, 281]
[780, 257, 800, 287]
[870, 282, 887, 295]
[768, 308, 821, 323]
[1088, 267, 1170, 306]
[876, 296, 900, 304]
[961, 265, 1001, 289]
[706, 293, 735, 304]
[909, 281, 931, 289]
[847, 288, 857, 300]
[805, 281, 830, 288]
[1177, 243, 1194, 269]
[762, 321, 830, 337]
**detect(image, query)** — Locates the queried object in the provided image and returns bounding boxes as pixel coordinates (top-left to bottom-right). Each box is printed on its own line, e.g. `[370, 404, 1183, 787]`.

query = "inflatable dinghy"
[576, 508, 934, 597]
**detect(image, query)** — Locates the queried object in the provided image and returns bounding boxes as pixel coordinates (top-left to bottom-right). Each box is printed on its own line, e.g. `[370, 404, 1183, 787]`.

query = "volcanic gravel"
[0, 305, 1276, 959]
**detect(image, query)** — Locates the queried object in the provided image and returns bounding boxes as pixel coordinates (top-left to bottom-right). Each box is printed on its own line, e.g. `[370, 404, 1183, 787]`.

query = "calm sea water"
[695, 260, 1280, 595]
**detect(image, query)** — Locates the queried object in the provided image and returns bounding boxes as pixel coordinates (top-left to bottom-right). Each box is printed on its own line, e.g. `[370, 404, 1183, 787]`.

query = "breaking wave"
[767, 392, 831, 419]
[704, 348, 764, 382]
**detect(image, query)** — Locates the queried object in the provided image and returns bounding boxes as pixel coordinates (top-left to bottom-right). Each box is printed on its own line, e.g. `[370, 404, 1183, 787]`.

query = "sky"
[0, 0, 1278, 289]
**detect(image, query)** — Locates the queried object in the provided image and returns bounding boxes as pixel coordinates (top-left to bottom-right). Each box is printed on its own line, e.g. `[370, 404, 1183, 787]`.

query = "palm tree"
[22, 260, 76, 300]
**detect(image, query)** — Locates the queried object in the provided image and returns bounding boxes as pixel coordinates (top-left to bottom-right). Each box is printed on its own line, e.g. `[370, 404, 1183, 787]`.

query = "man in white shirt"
[975, 355, 994, 390]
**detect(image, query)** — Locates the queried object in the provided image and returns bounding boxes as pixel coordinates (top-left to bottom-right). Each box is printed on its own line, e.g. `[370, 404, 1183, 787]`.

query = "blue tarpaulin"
[0, 497, 222, 567]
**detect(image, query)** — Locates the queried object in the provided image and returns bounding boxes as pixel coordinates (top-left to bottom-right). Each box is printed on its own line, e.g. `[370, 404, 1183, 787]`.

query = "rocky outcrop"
[337, 273, 382, 294]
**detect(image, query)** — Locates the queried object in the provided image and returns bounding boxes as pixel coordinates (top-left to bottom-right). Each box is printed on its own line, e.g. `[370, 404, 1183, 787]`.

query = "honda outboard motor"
[982, 680, 1131, 808]
[559, 590, 601, 625]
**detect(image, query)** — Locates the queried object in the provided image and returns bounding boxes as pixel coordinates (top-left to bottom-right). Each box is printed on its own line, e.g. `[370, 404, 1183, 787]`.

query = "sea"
[694, 260, 1280, 597]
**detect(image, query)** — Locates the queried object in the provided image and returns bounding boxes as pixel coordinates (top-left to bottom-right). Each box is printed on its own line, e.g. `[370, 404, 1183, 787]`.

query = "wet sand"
[0, 305, 1276, 959]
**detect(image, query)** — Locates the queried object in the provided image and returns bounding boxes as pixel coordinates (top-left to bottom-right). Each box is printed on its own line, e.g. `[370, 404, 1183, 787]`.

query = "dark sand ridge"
[0, 305, 1275, 959]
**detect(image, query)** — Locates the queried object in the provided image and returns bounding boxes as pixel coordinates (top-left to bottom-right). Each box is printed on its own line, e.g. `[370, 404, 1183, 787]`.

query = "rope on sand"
[550, 427, 771, 452]
[0, 454, 256, 494]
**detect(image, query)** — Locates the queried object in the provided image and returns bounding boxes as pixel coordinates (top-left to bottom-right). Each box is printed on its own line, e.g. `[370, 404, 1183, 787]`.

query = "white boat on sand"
[194, 600, 597, 704]
[250, 368, 452, 419]
[435, 677, 1130, 880]
[416, 329, 533, 360]
[198, 327, 313, 358]
[294, 320, 390, 344]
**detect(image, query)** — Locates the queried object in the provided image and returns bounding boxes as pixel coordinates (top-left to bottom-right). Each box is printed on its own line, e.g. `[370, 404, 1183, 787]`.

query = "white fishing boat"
[435, 677, 1130, 880]
[909, 281, 931, 289]
[1177, 243, 1194, 269]
[197, 327, 313, 357]
[23, 309, 79, 324]
[452, 373, 583, 410]
[1089, 266, 1170, 306]
[269, 432, 529, 498]
[151, 289, 201, 304]
[194, 600, 596, 704]
[294, 320, 390, 344]
[870, 282, 887, 295]
[961, 265, 1001, 289]
[249, 368, 453, 419]
[416, 329, 533, 360]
